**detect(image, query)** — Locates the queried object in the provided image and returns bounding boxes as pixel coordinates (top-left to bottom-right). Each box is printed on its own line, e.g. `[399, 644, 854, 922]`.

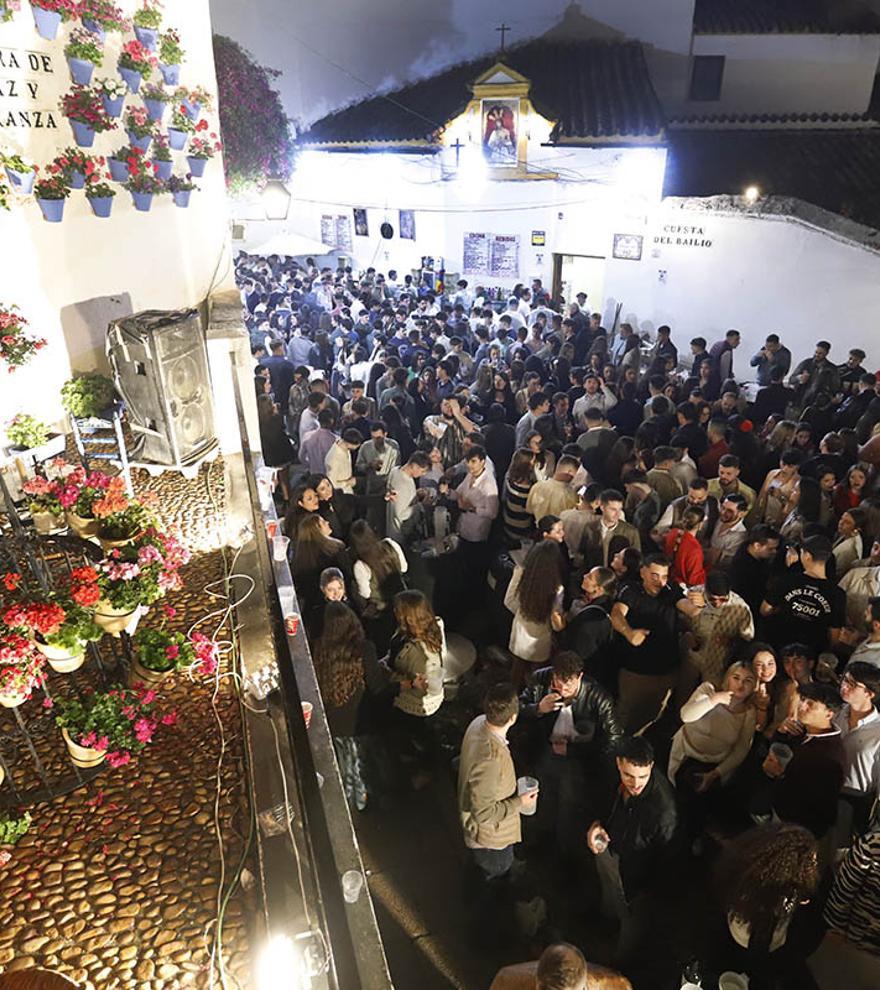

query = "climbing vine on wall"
[211, 34, 294, 195]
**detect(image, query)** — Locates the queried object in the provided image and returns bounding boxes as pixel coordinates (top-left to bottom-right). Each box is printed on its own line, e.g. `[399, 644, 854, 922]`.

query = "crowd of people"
[238, 250, 880, 990]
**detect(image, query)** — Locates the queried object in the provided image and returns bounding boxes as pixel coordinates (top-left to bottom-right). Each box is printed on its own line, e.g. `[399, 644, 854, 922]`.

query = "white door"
[559, 254, 606, 315]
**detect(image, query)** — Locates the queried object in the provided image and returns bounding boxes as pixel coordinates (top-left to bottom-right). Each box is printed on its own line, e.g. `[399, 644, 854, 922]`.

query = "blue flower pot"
[186, 156, 207, 177]
[88, 195, 114, 218]
[152, 159, 172, 180]
[102, 93, 125, 118]
[70, 170, 86, 190]
[82, 18, 105, 41]
[5, 166, 35, 195]
[37, 197, 65, 223]
[143, 98, 166, 122]
[133, 25, 158, 50]
[118, 66, 142, 93]
[70, 120, 96, 148]
[108, 158, 129, 182]
[167, 128, 188, 151]
[68, 56, 94, 86]
[182, 100, 201, 121]
[172, 189, 191, 208]
[159, 62, 180, 86]
[32, 6, 61, 40]
[131, 191, 154, 212]
[128, 131, 152, 152]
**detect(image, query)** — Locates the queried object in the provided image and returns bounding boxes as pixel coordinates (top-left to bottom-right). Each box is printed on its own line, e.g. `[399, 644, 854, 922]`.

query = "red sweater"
[663, 529, 706, 588]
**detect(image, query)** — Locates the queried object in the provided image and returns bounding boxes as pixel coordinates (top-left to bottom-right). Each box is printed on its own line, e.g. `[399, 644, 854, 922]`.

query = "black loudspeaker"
[107, 308, 218, 467]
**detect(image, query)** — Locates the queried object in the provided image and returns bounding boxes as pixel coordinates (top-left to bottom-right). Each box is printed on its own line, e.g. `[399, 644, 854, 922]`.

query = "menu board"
[335, 215, 353, 252]
[462, 232, 491, 275]
[462, 232, 520, 277]
[320, 215, 335, 247]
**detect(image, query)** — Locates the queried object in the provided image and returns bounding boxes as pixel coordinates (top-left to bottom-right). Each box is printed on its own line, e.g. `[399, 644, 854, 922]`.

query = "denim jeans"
[471, 844, 514, 881]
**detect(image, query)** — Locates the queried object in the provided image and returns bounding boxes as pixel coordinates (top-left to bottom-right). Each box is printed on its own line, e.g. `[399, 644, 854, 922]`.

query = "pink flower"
[164, 644, 179, 660]
[42, 697, 53, 709]
[80, 731, 97, 747]
[139, 689, 157, 705]
[106, 750, 131, 768]
[121, 705, 136, 719]
[160, 711, 177, 726]
[95, 736, 110, 751]
[133, 718, 155, 743]
[164, 605, 176, 619]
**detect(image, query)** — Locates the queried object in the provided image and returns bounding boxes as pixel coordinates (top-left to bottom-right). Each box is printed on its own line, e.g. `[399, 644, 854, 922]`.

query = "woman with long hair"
[313, 602, 393, 811]
[833, 462, 870, 516]
[750, 644, 782, 736]
[756, 448, 804, 527]
[490, 369, 519, 423]
[349, 518, 408, 653]
[504, 540, 565, 683]
[779, 476, 822, 543]
[525, 429, 556, 481]
[256, 393, 294, 500]
[284, 482, 320, 541]
[713, 823, 818, 982]
[611, 545, 643, 593]
[502, 447, 537, 545]
[668, 661, 757, 841]
[661, 505, 706, 588]
[292, 513, 351, 627]
[406, 376, 432, 436]
[305, 472, 345, 540]
[833, 506, 866, 577]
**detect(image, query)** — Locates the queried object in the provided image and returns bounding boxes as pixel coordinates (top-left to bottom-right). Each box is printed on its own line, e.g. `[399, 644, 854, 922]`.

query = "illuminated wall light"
[256, 933, 311, 989]
[262, 179, 292, 221]
[743, 185, 761, 204]
[456, 144, 487, 197]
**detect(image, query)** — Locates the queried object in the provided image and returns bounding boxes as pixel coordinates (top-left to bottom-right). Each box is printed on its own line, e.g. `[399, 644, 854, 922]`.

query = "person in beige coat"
[458, 682, 536, 880]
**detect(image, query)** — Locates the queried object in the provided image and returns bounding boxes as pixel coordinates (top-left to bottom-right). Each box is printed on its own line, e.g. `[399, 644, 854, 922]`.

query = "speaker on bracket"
[107, 308, 218, 468]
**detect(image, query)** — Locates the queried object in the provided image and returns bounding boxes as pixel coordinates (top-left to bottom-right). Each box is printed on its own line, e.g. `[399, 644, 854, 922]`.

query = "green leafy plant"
[64, 26, 103, 65]
[85, 180, 116, 199]
[173, 84, 211, 109]
[0, 305, 47, 372]
[97, 501, 154, 541]
[132, 0, 161, 29]
[0, 2, 21, 26]
[169, 104, 195, 133]
[125, 169, 165, 195]
[151, 134, 171, 161]
[0, 812, 31, 846]
[60, 85, 116, 131]
[167, 174, 196, 193]
[142, 81, 171, 103]
[124, 104, 156, 139]
[2, 154, 34, 174]
[6, 414, 50, 449]
[60, 372, 116, 417]
[34, 175, 72, 201]
[132, 624, 193, 672]
[158, 28, 183, 65]
[79, 0, 127, 32]
[118, 39, 156, 78]
[212, 34, 294, 193]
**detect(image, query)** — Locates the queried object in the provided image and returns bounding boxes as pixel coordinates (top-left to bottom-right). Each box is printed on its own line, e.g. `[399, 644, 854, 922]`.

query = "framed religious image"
[353, 208, 369, 237]
[613, 233, 643, 261]
[482, 99, 519, 167]
[399, 209, 416, 240]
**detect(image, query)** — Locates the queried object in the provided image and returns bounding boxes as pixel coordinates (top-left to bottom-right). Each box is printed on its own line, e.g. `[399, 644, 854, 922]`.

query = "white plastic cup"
[341, 869, 364, 903]
[769, 742, 794, 771]
[517, 776, 539, 815]
[272, 535, 290, 561]
[719, 973, 749, 990]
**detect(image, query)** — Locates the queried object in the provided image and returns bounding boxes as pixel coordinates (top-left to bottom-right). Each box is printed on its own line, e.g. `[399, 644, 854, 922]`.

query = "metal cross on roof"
[496, 22, 511, 52]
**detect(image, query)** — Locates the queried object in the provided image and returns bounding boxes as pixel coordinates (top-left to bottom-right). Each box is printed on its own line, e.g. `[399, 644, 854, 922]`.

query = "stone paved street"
[0, 459, 255, 990]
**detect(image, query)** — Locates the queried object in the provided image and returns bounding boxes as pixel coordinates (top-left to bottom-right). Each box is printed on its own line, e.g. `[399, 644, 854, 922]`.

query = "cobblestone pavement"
[0, 458, 256, 990]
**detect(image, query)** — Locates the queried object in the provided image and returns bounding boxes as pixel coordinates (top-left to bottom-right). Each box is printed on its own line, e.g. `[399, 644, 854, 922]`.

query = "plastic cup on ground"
[285, 612, 300, 636]
[517, 776, 539, 815]
[272, 535, 290, 561]
[265, 519, 278, 539]
[769, 742, 794, 771]
[301, 701, 313, 728]
[719, 973, 749, 990]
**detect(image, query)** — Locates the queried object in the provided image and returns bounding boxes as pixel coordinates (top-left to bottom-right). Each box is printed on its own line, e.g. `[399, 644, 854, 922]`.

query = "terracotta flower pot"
[61, 727, 106, 769]
[34, 638, 85, 674]
[32, 510, 65, 535]
[66, 510, 101, 539]
[127, 655, 169, 687]
[94, 599, 139, 637]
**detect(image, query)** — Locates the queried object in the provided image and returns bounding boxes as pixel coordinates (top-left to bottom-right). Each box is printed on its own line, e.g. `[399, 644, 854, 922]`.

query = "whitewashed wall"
[604, 199, 880, 373]
[282, 144, 666, 289]
[0, 0, 232, 441]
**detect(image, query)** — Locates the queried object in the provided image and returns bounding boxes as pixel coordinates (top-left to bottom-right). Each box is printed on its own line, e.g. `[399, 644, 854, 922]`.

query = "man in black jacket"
[586, 736, 680, 970]
[519, 651, 622, 847]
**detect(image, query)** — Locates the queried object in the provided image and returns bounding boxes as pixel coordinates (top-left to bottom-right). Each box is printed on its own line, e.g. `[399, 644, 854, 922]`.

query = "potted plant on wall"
[125, 158, 165, 212]
[131, 0, 163, 50]
[60, 372, 117, 419]
[123, 104, 156, 152]
[2, 154, 37, 196]
[0, 305, 47, 373]
[6, 414, 64, 464]
[95, 76, 127, 118]
[107, 144, 135, 182]
[0, 632, 45, 708]
[47, 148, 100, 190]
[141, 81, 171, 123]
[186, 132, 222, 178]
[0, 1, 21, 25]
[157, 28, 183, 86]
[150, 133, 172, 180]
[60, 85, 116, 148]
[54, 683, 171, 768]
[173, 84, 211, 122]
[30, 0, 77, 40]
[166, 104, 194, 151]
[78, 0, 127, 41]
[84, 175, 116, 218]
[167, 173, 196, 209]
[64, 26, 103, 86]
[117, 38, 156, 94]
[33, 174, 71, 222]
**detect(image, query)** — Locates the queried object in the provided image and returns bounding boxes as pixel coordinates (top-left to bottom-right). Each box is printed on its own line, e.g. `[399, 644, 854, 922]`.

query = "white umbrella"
[246, 231, 335, 258]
